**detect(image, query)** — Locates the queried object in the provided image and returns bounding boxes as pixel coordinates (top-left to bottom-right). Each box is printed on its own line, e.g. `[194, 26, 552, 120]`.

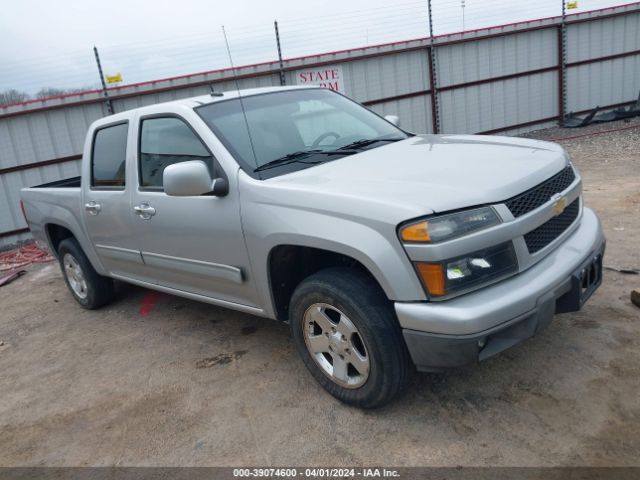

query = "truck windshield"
[196, 88, 408, 179]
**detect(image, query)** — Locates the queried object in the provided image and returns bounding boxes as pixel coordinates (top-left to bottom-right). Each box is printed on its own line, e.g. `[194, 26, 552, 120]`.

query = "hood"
[263, 134, 569, 222]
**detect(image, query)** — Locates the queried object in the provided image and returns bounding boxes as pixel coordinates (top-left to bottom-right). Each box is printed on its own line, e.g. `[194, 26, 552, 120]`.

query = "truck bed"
[21, 179, 84, 256]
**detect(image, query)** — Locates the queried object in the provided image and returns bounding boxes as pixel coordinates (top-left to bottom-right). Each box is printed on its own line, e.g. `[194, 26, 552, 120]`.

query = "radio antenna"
[221, 25, 259, 169]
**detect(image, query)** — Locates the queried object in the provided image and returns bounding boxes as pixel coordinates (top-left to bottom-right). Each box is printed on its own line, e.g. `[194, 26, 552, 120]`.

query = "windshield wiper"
[254, 149, 357, 172]
[338, 137, 403, 151]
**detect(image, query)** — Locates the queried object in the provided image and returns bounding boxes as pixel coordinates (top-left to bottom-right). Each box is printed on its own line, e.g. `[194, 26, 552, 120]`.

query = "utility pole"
[93, 46, 113, 115]
[274, 21, 286, 86]
[427, 0, 440, 133]
[559, 1, 568, 126]
[461, 0, 466, 31]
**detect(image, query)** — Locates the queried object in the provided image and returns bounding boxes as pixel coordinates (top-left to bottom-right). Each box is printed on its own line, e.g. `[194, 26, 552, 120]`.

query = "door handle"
[133, 203, 156, 220]
[84, 201, 102, 215]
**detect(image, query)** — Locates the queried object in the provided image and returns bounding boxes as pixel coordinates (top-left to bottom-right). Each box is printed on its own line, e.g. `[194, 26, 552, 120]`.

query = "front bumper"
[396, 207, 605, 371]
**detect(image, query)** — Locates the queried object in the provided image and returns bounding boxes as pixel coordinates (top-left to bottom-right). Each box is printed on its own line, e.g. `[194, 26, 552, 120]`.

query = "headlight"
[415, 242, 518, 297]
[400, 206, 500, 243]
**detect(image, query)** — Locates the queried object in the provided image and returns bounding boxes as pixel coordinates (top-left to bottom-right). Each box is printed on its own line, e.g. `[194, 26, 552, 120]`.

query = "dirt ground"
[0, 119, 638, 467]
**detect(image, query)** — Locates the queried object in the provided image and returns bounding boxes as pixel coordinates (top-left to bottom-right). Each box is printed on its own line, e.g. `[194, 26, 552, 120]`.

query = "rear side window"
[139, 117, 214, 188]
[91, 122, 128, 188]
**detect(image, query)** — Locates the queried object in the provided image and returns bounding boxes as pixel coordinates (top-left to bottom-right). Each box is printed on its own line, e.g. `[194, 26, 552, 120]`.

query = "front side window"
[139, 117, 214, 188]
[196, 89, 408, 179]
[91, 122, 128, 188]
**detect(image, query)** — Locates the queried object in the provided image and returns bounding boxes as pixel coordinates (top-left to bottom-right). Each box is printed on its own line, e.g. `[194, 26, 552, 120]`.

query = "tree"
[35, 85, 100, 99]
[0, 89, 30, 106]
[35, 87, 66, 99]
[1, 84, 102, 106]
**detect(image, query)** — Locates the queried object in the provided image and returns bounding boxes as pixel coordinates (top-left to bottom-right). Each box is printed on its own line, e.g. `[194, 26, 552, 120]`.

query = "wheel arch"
[42, 220, 107, 275]
[45, 223, 75, 255]
[267, 244, 388, 321]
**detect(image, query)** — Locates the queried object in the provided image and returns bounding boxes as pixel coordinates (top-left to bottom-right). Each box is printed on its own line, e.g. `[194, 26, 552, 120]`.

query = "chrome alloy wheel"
[63, 253, 88, 299]
[303, 303, 370, 388]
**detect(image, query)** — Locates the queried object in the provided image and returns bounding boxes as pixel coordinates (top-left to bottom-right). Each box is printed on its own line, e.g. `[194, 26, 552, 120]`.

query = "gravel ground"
[0, 119, 638, 467]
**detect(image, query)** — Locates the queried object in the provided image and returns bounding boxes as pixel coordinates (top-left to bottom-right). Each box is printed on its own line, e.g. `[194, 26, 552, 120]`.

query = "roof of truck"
[147, 85, 319, 113]
[94, 85, 319, 125]
[186, 85, 318, 106]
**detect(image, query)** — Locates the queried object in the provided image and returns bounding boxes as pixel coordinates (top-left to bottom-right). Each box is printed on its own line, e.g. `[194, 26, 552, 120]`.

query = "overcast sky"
[0, 0, 625, 94]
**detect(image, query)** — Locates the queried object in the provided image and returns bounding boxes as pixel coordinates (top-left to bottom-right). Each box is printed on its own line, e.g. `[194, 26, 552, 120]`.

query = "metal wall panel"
[0, 231, 30, 249]
[439, 72, 558, 133]
[368, 94, 433, 134]
[0, 160, 82, 244]
[436, 29, 558, 87]
[566, 55, 640, 111]
[336, 50, 429, 102]
[567, 11, 640, 63]
[0, 103, 104, 168]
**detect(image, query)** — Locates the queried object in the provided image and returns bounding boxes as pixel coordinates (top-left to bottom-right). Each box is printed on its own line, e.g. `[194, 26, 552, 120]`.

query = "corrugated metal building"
[1, 3, 639, 247]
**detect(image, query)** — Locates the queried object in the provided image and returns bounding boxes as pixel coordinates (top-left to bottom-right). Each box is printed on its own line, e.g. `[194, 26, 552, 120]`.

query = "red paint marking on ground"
[139, 290, 161, 316]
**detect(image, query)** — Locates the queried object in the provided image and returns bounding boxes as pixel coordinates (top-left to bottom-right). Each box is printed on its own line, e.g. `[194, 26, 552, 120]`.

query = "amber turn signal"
[400, 221, 430, 242]
[415, 262, 446, 296]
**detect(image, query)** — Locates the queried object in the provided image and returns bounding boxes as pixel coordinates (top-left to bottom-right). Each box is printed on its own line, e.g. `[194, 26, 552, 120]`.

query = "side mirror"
[163, 160, 228, 197]
[385, 115, 400, 127]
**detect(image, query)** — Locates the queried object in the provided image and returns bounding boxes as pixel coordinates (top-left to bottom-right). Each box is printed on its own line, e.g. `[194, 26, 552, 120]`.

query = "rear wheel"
[289, 267, 411, 408]
[58, 238, 114, 309]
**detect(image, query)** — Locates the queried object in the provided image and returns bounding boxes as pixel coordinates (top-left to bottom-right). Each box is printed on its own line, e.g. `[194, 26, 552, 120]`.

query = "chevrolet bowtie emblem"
[551, 195, 568, 216]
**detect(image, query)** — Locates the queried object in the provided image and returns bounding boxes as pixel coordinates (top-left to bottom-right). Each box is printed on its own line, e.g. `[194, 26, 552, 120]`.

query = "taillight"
[20, 200, 28, 223]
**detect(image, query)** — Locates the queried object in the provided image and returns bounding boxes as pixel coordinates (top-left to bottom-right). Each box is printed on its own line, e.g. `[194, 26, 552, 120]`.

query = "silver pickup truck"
[21, 86, 605, 408]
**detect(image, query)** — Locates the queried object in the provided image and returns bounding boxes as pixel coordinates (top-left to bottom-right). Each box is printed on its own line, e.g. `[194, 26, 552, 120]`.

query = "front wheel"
[289, 268, 411, 408]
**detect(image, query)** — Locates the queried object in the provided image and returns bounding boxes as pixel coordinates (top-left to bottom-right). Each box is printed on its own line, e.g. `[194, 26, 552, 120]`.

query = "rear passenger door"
[130, 113, 260, 308]
[83, 120, 144, 277]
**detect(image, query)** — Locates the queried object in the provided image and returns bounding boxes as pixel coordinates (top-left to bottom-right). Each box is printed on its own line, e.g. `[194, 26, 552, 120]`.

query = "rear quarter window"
[91, 122, 128, 189]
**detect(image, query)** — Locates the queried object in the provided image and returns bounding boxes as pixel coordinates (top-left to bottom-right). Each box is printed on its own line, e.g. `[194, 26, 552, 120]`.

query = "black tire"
[58, 237, 115, 309]
[289, 267, 411, 408]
